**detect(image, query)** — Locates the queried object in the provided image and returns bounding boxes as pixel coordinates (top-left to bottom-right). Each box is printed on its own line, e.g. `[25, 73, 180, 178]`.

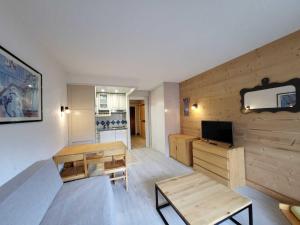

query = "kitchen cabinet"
[97, 129, 128, 146]
[96, 133, 100, 143]
[115, 129, 127, 145]
[68, 85, 95, 145]
[168, 134, 198, 166]
[108, 93, 126, 110]
[95, 93, 108, 111]
[96, 93, 126, 111]
[99, 130, 116, 143]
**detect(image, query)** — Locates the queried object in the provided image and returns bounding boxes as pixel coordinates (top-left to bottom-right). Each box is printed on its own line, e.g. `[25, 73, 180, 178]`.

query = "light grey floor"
[112, 149, 289, 225]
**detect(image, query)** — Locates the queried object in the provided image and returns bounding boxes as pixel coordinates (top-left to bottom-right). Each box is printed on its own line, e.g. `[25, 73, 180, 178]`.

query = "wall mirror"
[240, 78, 300, 113]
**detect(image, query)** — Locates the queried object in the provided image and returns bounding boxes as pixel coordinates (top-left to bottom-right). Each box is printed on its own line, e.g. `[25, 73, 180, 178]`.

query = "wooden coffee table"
[155, 172, 253, 225]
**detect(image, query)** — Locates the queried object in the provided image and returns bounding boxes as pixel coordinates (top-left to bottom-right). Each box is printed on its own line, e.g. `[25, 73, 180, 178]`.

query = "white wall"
[150, 85, 166, 154]
[0, 8, 68, 186]
[150, 83, 180, 156]
[164, 82, 180, 153]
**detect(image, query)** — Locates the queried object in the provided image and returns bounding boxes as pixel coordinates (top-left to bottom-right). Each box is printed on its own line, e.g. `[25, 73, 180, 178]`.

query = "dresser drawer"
[193, 149, 228, 170]
[193, 141, 228, 158]
[193, 157, 229, 179]
[193, 164, 229, 187]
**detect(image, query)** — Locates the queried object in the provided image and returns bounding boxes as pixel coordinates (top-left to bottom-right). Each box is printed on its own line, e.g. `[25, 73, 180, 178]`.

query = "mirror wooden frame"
[240, 77, 300, 113]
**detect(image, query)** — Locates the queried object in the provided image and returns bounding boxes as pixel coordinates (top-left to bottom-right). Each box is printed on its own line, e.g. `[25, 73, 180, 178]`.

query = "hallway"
[131, 135, 146, 149]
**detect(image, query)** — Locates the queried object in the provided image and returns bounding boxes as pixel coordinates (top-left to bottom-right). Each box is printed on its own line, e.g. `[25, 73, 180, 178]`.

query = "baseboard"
[246, 179, 300, 205]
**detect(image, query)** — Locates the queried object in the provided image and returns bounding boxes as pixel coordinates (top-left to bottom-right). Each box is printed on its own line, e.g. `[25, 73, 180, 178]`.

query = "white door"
[115, 129, 127, 146]
[99, 130, 116, 143]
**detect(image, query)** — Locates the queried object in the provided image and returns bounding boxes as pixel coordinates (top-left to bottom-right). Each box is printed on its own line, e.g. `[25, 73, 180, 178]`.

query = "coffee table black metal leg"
[215, 204, 253, 225]
[249, 204, 253, 225]
[155, 185, 170, 225]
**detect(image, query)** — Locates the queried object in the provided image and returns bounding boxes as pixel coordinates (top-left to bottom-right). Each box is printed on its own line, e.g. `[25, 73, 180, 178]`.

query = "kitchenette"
[67, 85, 132, 147]
[95, 87, 128, 145]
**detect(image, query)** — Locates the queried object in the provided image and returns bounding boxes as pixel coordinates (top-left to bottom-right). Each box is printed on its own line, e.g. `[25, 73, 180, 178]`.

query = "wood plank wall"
[180, 30, 300, 202]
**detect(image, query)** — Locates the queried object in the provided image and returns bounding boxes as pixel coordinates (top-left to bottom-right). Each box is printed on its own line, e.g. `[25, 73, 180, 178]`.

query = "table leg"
[249, 204, 253, 225]
[215, 204, 253, 225]
[155, 185, 170, 225]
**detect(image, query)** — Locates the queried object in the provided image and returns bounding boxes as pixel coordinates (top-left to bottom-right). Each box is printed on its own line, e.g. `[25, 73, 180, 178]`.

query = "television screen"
[201, 121, 233, 145]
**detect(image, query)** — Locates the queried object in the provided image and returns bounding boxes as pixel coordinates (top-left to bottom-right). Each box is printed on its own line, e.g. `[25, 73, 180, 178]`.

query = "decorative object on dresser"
[193, 139, 246, 189]
[0, 45, 42, 124]
[169, 134, 198, 166]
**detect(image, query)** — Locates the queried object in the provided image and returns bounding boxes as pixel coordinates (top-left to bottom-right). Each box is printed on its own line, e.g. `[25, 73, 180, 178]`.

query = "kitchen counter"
[96, 127, 127, 133]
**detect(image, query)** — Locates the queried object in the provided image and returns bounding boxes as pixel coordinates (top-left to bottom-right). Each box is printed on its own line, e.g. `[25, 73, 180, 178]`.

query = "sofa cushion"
[0, 160, 63, 225]
[40, 176, 115, 225]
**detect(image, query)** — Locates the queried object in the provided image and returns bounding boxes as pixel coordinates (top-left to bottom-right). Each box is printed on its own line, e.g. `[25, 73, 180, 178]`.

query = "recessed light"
[115, 89, 119, 93]
[101, 89, 105, 92]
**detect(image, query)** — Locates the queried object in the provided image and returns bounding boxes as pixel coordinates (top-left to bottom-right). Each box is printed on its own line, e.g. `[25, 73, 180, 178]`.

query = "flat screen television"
[201, 121, 233, 145]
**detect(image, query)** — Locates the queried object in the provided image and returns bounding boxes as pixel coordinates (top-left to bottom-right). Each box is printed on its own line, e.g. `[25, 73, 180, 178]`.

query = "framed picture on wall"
[183, 97, 190, 116]
[0, 45, 43, 124]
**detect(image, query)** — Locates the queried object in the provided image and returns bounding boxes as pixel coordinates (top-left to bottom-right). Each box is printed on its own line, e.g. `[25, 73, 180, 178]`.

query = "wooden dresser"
[169, 134, 198, 166]
[193, 140, 245, 189]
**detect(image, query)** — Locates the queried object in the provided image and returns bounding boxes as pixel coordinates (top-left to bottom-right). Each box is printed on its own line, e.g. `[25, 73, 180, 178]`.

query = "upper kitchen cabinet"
[108, 93, 126, 111]
[95, 92, 109, 112]
[96, 93, 126, 111]
[68, 85, 95, 145]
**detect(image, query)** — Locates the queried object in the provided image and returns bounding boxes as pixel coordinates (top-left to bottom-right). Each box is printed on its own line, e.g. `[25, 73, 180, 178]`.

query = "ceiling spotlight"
[115, 89, 119, 93]
[101, 89, 105, 92]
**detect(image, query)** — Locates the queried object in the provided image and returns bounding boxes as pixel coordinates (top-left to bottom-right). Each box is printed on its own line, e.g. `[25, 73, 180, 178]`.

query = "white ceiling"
[2, 0, 300, 90]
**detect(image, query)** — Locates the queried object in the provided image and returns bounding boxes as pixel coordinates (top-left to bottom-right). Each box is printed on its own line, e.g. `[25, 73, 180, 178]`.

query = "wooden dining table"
[53, 141, 127, 182]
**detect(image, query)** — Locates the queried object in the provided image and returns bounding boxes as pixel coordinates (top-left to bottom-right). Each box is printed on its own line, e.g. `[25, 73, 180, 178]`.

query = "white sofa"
[0, 160, 116, 225]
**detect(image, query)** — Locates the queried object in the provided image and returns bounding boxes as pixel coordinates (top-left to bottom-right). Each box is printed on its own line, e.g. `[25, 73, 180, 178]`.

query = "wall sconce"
[191, 103, 198, 110]
[242, 105, 251, 113]
[61, 106, 70, 114]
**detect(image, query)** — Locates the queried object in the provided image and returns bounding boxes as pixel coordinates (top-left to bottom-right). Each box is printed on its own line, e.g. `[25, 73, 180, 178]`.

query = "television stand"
[201, 138, 232, 149]
[193, 139, 245, 189]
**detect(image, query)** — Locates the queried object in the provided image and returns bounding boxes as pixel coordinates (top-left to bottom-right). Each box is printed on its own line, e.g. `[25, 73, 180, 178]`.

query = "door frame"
[127, 97, 150, 150]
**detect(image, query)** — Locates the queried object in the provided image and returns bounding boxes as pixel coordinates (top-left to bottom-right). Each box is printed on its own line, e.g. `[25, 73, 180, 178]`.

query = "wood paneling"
[180, 30, 300, 202]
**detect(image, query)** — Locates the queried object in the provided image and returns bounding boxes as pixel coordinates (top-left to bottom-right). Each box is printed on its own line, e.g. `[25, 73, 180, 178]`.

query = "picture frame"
[183, 97, 190, 116]
[0, 45, 43, 124]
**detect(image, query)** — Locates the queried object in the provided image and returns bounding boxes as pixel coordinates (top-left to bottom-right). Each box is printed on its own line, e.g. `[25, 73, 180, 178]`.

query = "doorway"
[130, 106, 136, 135]
[129, 100, 146, 149]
